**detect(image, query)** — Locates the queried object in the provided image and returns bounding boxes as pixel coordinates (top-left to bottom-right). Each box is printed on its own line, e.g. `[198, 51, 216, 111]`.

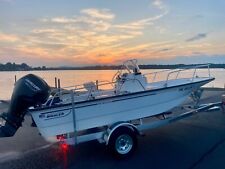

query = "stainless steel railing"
[144, 64, 211, 87]
[165, 64, 211, 86]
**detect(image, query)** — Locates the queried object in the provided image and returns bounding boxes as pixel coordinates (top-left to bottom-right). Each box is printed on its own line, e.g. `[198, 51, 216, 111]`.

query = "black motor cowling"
[0, 74, 50, 137]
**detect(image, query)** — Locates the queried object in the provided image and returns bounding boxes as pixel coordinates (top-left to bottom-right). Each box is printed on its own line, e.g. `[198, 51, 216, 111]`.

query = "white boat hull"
[30, 78, 213, 138]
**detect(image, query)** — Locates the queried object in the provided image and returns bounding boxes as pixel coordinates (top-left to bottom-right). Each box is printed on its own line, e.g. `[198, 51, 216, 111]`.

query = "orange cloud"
[0, 32, 19, 42]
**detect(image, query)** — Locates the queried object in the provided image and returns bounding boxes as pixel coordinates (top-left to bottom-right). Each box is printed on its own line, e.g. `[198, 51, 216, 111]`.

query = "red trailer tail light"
[61, 143, 68, 151]
[56, 134, 66, 140]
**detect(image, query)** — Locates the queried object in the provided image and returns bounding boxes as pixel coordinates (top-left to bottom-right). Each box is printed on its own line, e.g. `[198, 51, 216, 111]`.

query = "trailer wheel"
[108, 127, 137, 158]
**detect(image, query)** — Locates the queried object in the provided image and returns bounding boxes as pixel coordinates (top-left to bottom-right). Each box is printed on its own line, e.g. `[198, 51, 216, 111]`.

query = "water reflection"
[0, 69, 224, 100]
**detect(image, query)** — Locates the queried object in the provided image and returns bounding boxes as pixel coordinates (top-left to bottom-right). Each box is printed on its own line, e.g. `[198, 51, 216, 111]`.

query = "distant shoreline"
[0, 62, 224, 71]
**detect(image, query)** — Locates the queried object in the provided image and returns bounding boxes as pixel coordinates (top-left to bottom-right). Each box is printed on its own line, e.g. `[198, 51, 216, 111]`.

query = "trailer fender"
[105, 122, 139, 145]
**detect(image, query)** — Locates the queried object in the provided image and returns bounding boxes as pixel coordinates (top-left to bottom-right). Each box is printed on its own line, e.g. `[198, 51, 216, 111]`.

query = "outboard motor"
[0, 74, 50, 137]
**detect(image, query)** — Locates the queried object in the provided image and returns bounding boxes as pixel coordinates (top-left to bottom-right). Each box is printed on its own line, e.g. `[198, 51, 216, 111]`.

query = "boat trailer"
[57, 99, 224, 158]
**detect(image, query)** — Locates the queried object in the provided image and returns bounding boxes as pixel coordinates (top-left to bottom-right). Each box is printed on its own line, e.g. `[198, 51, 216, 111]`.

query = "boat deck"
[49, 77, 213, 105]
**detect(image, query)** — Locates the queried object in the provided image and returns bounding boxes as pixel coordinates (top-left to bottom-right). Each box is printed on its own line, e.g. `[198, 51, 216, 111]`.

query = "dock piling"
[55, 77, 57, 88]
[14, 75, 17, 84]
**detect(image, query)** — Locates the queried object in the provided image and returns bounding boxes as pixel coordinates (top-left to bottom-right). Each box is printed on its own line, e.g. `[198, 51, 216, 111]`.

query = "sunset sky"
[0, 0, 225, 66]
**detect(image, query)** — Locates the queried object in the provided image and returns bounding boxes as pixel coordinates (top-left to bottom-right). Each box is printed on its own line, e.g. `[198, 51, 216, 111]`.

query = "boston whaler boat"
[0, 59, 216, 157]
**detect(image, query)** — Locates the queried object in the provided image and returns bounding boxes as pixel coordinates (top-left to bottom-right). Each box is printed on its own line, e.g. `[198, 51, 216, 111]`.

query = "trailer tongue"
[0, 74, 50, 137]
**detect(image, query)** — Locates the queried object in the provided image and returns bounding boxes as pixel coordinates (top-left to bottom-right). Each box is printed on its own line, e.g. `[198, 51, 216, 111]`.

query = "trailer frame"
[61, 101, 222, 158]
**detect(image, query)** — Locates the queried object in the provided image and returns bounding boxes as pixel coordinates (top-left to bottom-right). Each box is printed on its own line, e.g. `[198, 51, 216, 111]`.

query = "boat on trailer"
[30, 60, 214, 138]
[0, 59, 218, 158]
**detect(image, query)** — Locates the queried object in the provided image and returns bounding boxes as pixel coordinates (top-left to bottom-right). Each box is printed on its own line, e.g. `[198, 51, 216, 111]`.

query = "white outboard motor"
[0, 74, 50, 137]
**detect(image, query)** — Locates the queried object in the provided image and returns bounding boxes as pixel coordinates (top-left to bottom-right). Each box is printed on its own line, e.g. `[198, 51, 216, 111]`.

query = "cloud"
[152, 0, 164, 10]
[81, 8, 115, 20]
[41, 17, 78, 24]
[177, 32, 185, 36]
[40, 4, 168, 35]
[41, 8, 115, 24]
[0, 32, 19, 42]
[31, 29, 58, 34]
[158, 48, 173, 52]
[51, 17, 76, 24]
[35, 42, 67, 49]
[41, 10, 113, 32]
[0, 5, 171, 66]
[37, 8, 160, 49]
[113, 1, 168, 34]
[186, 33, 207, 42]
[152, 0, 169, 15]
[113, 0, 168, 32]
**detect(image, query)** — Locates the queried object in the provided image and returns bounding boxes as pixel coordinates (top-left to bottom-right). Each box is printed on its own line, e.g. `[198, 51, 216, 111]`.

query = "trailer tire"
[108, 126, 137, 158]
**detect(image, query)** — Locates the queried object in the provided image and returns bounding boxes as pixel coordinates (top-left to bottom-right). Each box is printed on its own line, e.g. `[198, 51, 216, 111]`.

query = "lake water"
[0, 69, 224, 100]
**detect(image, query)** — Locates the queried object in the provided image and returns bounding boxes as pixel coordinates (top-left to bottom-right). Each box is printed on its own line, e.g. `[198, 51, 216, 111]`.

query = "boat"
[0, 60, 214, 143]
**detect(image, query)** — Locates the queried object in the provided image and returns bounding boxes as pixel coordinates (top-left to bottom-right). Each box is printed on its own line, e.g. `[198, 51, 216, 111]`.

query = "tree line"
[0, 62, 224, 71]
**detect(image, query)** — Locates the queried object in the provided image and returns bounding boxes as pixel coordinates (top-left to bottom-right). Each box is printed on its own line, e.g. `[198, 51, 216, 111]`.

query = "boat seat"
[83, 82, 97, 92]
